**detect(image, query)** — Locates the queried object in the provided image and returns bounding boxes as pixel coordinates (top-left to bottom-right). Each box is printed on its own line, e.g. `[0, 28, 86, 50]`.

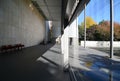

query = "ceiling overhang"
[31, 0, 62, 21]
[66, 0, 90, 25]
[31, 0, 90, 27]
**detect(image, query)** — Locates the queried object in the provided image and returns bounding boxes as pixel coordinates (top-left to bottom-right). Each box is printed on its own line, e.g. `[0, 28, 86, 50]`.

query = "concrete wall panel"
[0, 0, 45, 47]
[52, 21, 61, 37]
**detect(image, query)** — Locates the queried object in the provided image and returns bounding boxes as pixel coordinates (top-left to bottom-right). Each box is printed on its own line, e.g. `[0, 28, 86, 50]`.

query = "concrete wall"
[81, 41, 120, 47]
[52, 21, 61, 38]
[68, 18, 79, 46]
[68, 18, 78, 38]
[0, 0, 45, 47]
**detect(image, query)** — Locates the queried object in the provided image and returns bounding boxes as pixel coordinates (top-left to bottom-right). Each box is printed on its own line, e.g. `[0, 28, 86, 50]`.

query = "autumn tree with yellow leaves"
[79, 16, 96, 28]
[79, 19, 120, 41]
[79, 16, 96, 39]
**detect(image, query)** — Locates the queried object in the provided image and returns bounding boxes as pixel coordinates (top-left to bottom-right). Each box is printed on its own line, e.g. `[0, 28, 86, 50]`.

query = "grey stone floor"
[0, 44, 70, 81]
[69, 46, 120, 81]
[1, 43, 120, 81]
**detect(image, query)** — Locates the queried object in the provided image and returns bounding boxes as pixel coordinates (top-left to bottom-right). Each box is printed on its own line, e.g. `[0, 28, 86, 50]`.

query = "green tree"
[114, 22, 120, 41]
[78, 25, 84, 40]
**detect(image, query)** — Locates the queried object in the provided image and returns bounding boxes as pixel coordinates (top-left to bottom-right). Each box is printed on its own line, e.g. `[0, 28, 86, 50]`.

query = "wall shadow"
[0, 43, 70, 81]
[70, 53, 120, 81]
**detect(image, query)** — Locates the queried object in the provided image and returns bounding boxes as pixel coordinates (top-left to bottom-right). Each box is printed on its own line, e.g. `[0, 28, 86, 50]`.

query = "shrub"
[79, 20, 120, 41]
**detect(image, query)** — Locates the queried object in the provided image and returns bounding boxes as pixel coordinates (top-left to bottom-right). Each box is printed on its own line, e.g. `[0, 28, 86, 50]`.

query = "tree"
[79, 16, 97, 29]
[79, 16, 96, 40]
[78, 25, 84, 40]
[86, 16, 97, 28]
[114, 22, 120, 41]
[79, 18, 120, 41]
[86, 20, 120, 41]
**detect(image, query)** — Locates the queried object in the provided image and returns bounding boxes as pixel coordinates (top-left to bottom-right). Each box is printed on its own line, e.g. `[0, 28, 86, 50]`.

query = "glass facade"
[78, 0, 120, 57]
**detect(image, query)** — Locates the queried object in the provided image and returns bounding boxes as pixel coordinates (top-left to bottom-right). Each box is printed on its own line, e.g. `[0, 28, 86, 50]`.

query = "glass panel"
[114, 0, 120, 57]
[78, 10, 84, 42]
[76, 1, 120, 81]
[79, 0, 111, 55]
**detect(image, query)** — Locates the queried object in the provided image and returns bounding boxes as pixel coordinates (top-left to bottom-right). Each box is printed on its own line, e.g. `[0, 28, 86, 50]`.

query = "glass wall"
[86, 0, 110, 54]
[78, 0, 120, 57]
[78, 10, 84, 43]
[114, 0, 120, 57]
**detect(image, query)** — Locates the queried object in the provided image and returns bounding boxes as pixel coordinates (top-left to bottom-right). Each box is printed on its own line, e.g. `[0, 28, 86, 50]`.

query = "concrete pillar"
[73, 16, 79, 59]
[68, 16, 79, 59]
[61, 26, 69, 70]
[44, 21, 49, 44]
[69, 17, 79, 46]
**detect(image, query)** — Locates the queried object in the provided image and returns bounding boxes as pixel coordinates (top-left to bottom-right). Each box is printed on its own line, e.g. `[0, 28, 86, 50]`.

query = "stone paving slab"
[0, 44, 70, 81]
[69, 46, 120, 81]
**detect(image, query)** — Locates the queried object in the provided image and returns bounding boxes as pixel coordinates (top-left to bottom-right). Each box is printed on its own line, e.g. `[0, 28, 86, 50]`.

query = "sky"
[78, 0, 120, 25]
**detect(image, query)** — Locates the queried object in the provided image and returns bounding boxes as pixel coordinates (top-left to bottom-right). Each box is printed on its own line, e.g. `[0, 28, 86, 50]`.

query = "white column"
[73, 16, 79, 58]
[69, 17, 79, 58]
[69, 17, 79, 46]
[61, 26, 69, 70]
[76, 15, 79, 45]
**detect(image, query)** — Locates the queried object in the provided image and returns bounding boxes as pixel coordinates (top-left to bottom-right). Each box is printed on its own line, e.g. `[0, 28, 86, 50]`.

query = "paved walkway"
[0, 44, 70, 81]
[69, 46, 120, 81]
[0, 43, 120, 81]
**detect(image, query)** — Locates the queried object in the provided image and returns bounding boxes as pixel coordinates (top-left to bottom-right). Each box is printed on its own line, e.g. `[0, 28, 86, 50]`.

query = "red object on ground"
[0, 44, 25, 53]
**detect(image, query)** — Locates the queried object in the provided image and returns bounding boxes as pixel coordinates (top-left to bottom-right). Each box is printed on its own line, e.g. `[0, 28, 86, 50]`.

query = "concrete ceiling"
[33, 0, 62, 21]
